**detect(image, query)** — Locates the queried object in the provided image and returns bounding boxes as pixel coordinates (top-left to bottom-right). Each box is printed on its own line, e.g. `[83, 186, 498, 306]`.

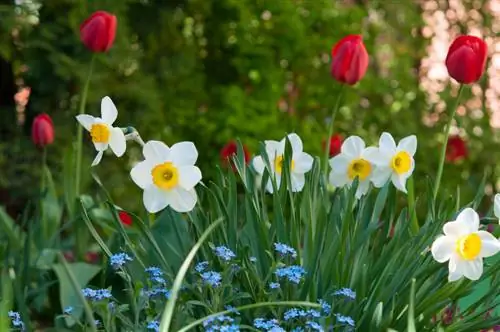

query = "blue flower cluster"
[213, 246, 236, 262]
[195, 261, 209, 273]
[254, 318, 285, 331]
[318, 299, 331, 316]
[335, 314, 355, 327]
[333, 287, 356, 300]
[269, 282, 280, 289]
[144, 287, 171, 299]
[147, 320, 160, 331]
[203, 315, 240, 332]
[274, 242, 297, 259]
[110, 252, 133, 270]
[201, 271, 222, 287]
[275, 265, 306, 284]
[81, 288, 112, 301]
[145, 266, 166, 284]
[283, 308, 321, 321]
[8, 311, 24, 331]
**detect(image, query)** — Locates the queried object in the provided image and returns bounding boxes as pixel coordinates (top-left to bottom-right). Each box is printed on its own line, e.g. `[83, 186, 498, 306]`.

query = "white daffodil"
[431, 208, 500, 282]
[329, 136, 373, 199]
[494, 194, 500, 224]
[130, 140, 202, 213]
[364, 132, 416, 193]
[76, 96, 126, 166]
[252, 133, 313, 193]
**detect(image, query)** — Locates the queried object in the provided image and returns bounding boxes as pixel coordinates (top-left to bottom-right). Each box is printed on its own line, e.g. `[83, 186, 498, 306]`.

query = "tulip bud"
[331, 35, 369, 85]
[119, 211, 132, 227]
[220, 140, 251, 171]
[446, 136, 468, 163]
[32, 113, 54, 147]
[445, 35, 487, 84]
[323, 134, 343, 157]
[80, 11, 117, 53]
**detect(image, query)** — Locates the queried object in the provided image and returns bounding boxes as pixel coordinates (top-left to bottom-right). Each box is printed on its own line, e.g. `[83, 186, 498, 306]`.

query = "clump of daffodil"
[130, 140, 202, 213]
[494, 193, 500, 224]
[365, 132, 417, 193]
[252, 133, 313, 193]
[328, 136, 373, 199]
[431, 208, 500, 281]
[76, 96, 126, 166]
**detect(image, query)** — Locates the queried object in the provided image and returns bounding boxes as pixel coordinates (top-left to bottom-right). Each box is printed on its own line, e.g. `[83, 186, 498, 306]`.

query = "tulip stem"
[433, 84, 465, 202]
[324, 84, 345, 177]
[75, 55, 96, 199]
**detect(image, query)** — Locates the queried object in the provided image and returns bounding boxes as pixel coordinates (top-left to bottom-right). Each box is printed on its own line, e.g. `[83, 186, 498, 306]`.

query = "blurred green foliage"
[0, 0, 498, 216]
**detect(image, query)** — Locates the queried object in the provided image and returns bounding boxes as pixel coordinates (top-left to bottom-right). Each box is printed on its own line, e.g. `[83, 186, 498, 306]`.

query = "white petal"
[170, 141, 198, 166]
[130, 160, 155, 189]
[398, 135, 417, 156]
[477, 231, 500, 257]
[455, 208, 480, 233]
[329, 170, 348, 187]
[282, 133, 303, 153]
[448, 255, 463, 282]
[252, 156, 265, 175]
[494, 194, 500, 219]
[143, 186, 169, 213]
[101, 96, 118, 125]
[370, 167, 392, 188]
[379, 132, 397, 155]
[290, 173, 305, 192]
[294, 153, 313, 173]
[178, 166, 202, 190]
[355, 180, 370, 199]
[91, 151, 104, 166]
[462, 258, 483, 281]
[166, 188, 198, 213]
[341, 136, 365, 157]
[265, 179, 274, 194]
[265, 140, 281, 160]
[431, 235, 455, 263]
[93, 142, 108, 152]
[143, 140, 170, 164]
[391, 173, 408, 193]
[364, 146, 390, 167]
[108, 127, 126, 157]
[329, 154, 350, 172]
[76, 114, 95, 131]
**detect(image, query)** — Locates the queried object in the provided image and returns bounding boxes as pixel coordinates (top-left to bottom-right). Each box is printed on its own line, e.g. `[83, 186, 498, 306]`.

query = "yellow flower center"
[456, 233, 482, 260]
[390, 151, 411, 175]
[274, 155, 295, 174]
[347, 158, 371, 180]
[151, 162, 179, 190]
[90, 123, 110, 143]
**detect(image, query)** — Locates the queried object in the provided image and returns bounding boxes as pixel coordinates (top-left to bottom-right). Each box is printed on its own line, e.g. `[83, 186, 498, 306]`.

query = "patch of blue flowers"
[109, 252, 133, 270]
[275, 265, 306, 284]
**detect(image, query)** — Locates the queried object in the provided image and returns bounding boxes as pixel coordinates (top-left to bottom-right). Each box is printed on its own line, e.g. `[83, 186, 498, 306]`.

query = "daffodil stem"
[324, 84, 345, 177]
[75, 55, 96, 199]
[433, 85, 465, 202]
[407, 176, 419, 234]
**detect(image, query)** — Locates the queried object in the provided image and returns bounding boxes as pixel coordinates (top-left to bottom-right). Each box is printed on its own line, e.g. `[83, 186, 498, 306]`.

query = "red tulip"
[220, 141, 250, 170]
[445, 35, 487, 84]
[323, 134, 343, 157]
[80, 11, 117, 53]
[119, 211, 132, 227]
[445, 136, 468, 163]
[32, 113, 54, 147]
[85, 252, 100, 264]
[331, 35, 369, 85]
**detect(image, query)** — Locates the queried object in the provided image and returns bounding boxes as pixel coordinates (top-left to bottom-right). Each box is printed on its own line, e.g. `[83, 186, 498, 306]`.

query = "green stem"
[324, 84, 345, 176]
[177, 301, 321, 332]
[407, 176, 418, 234]
[41, 147, 47, 241]
[433, 85, 465, 202]
[75, 55, 96, 198]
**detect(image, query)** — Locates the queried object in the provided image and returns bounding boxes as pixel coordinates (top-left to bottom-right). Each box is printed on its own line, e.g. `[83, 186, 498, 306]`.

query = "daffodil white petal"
[91, 151, 104, 166]
[93, 142, 108, 152]
[462, 258, 483, 281]
[379, 132, 397, 155]
[265, 179, 275, 194]
[130, 160, 155, 189]
[391, 173, 407, 193]
[341, 136, 365, 158]
[364, 147, 389, 166]
[265, 140, 281, 160]
[477, 231, 500, 257]
[455, 208, 480, 233]
[171, 142, 198, 166]
[76, 114, 95, 131]
[252, 156, 265, 175]
[178, 166, 202, 190]
[431, 235, 455, 263]
[109, 127, 126, 157]
[356, 181, 370, 198]
[294, 153, 313, 173]
[443, 221, 468, 237]
[281, 133, 303, 153]
[398, 135, 417, 156]
[101, 96, 118, 125]
[448, 255, 463, 281]
[291, 173, 305, 192]
[329, 154, 350, 172]
[166, 188, 197, 213]
[143, 186, 169, 213]
[370, 167, 392, 187]
[494, 194, 500, 220]
[143, 141, 170, 164]
[329, 171, 348, 187]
